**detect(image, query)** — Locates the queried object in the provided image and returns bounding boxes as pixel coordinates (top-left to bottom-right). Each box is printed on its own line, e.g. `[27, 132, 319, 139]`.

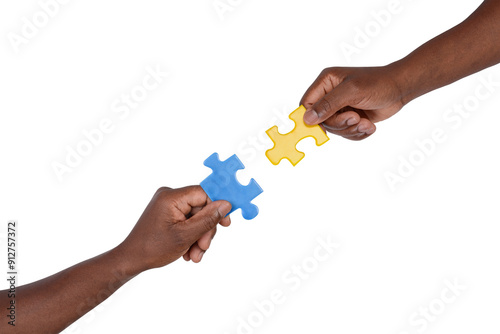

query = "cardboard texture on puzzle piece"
[265, 105, 329, 166]
[200, 153, 263, 220]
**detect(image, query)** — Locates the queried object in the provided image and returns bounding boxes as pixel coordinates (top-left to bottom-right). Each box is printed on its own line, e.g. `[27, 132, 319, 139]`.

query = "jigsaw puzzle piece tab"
[265, 105, 329, 166]
[265, 126, 305, 166]
[204, 152, 243, 175]
[231, 178, 262, 220]
[200, 153, 263, 220]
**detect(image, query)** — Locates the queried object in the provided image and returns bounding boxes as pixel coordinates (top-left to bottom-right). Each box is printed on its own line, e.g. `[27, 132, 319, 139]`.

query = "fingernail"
[364, 127, 375, 135]
[357, 124, 375, 135]
[304, 110, 319, 125]
[198, 251, 205, 262]
[218, 201, 232, 216]
[357, 124, 370, 132]
[346, 117, 357, 126]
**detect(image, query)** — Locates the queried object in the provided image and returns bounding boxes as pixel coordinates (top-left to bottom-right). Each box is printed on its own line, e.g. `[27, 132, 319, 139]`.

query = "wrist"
[384, 59, 417, 107]
[109, 243, 147, 278]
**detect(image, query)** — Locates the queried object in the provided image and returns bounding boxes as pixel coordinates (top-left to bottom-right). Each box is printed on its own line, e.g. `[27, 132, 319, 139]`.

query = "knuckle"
[213, 208, 224, 221]
[320, 67, 336, 77]
[155, 187, 170, 201]
[201, 210, 221, 232]
[319, 68, 334, 85]
[202, 217, 214, 233]
[155, 186, 171, 196]
[319, 67, 331, 77]
[316, 98, 332, 117]
[320, 67, 342, 82]
[347, 78, 363, 93]
[344, 79, 365, 104]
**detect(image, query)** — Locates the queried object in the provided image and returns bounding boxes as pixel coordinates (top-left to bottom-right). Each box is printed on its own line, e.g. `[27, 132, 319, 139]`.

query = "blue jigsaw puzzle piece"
[200, 153, 263, 220]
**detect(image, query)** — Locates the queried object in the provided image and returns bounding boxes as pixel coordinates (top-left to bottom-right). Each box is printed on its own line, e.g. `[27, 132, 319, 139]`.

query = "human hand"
[182, 199, 232, 263]
[118, 186, 232, 272]
[301, 66, 405, 140]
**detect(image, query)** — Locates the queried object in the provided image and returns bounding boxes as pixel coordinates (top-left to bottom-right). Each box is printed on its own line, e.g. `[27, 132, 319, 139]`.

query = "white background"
[1, 0, 499, 333]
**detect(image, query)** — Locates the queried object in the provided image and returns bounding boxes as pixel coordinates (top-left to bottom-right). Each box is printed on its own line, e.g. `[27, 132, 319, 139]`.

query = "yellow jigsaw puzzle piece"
[265, 105, 329, 166]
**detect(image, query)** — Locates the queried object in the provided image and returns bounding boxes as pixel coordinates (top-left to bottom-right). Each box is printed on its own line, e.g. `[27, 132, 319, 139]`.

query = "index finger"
[300, 73, 335, 110]
[169, 185, 210, 216]
[301, 69, 349, 125]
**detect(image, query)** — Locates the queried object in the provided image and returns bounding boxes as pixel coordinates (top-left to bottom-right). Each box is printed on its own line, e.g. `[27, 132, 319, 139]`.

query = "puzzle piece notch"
[200, 153, 263, 220]
[265, 105, 329, 166]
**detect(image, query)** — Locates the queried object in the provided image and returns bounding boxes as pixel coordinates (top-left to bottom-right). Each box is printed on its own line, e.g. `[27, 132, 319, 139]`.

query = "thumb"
[304, 82, 354, 125]
[183, 201, 232, 239]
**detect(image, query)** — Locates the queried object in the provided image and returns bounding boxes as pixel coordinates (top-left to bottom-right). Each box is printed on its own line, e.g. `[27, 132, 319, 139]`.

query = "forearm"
[0, 186, 229, 333]
[390, 0, 500, 105]
[0, 246, 141, 334]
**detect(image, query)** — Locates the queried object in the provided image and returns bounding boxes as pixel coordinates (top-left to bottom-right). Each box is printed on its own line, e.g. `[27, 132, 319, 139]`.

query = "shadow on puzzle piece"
[265, 105, 329, 166]
[200, 153, 263, 220]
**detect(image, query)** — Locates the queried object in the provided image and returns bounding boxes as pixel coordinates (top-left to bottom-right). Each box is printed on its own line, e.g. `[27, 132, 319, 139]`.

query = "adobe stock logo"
[236, 105, 293, 164]
[384, 74, 500, 191]
[340, 0, 412, 63]
[213, 0, 244, 21]
[222, 235, 340, 334]
[7, 0, 72, 54]
[51, 65, 168, 182]
[397, 278, 466, 334]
